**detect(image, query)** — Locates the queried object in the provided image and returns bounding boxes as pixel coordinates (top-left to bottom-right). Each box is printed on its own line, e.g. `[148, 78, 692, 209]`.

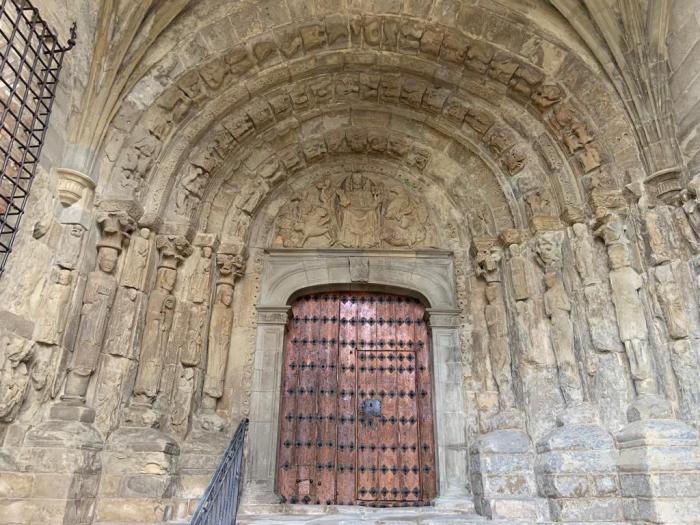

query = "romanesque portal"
[1, 1, 699, 524]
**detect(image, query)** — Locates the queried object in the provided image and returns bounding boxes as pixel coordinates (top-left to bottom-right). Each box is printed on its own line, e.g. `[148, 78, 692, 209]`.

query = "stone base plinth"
[469, 412, 550, 522]
[94, 427, 180, 525]
[617, 415, 700, 524]
[536, 405, 624, 522]
[0, 406, 103, 525]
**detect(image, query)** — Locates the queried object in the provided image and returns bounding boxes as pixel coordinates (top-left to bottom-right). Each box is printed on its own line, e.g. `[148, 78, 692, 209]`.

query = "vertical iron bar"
[0, 0, 74, 275]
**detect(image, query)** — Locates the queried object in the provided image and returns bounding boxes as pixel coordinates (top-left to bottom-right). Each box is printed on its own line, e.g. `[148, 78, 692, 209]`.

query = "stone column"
[50, 210, 136, 423]
[169, 233, 218, 439]
[197, 244, 246, 431]
[125, 234, 192, 428]
[243, 306, 290, 505]
[94, 226, 155, 435]
[427, 308, 472, 507]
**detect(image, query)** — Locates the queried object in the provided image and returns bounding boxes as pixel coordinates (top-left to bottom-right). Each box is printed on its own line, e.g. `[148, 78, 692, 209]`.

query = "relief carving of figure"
[572, 223, 600, 286]
[273, 175, 434, 249]
[654, 264, 689, 340]
[382, 187, 429, 248]
[190, 243, 215, 304]
[535, 231, 563, 272]
[121, 228, 153, 291]
[336, 174, 384, 248]
[607, 244, 656, 394]
[0, 333, 33, 422]
[543, 271, 584, 406]
[200, 250, 246, 430]
[175, 164, 209, 218]
[472, 238, 502, 283]
[484, 283, 515, 408]
[132, 266, 177, 403]
[56, 224, 85, 270]
[33, 267, 73, 345]
[119, 128, 162, 195]
[63, 241, 120, 401]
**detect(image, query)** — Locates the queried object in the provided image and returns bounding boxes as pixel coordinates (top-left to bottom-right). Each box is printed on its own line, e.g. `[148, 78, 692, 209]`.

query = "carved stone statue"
[63, 242, 120, 400]
[607, 243, 656, 394]
[190, 244, 214, 304]
[121, 227, 153, 291]
[336, 174, 384, 248]
[132, 266, 177, 403]
[33, 267, 73, 345]
[63, 209, 137, 403]
[484, 283, 515, 408]
[654, 264, 689, 340]
[200, 249, 245, 429]
[130, 235, 191, 412]
[119, 127, 162, 195]
[572, 223, 600, 286]
[56, 224, 85, 270]
[543, 271, 584, 405]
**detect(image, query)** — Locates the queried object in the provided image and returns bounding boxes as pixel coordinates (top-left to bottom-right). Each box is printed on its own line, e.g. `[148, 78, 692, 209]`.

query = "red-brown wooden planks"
[277, 292, 436, 506]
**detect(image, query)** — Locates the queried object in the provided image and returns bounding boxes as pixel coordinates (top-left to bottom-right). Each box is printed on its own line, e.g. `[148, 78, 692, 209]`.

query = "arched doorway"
[276, 291, 437, 506]
[245, 250, 467, 507]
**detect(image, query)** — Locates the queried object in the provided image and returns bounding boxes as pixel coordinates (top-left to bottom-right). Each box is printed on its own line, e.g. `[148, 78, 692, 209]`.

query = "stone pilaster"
[536, 404, 625, 523]
[616, 398, 700, 524]
[469, 410, 550, 521]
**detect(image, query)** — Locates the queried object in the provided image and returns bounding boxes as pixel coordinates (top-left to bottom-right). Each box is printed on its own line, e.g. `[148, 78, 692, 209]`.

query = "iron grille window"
[0, 0, 74, 276]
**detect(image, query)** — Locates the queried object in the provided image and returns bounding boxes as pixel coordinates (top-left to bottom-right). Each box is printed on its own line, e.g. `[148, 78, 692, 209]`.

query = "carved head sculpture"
[97, 246, 119, 274]
[69, 225, 84, 238]
[485, 282, 500, 303]
[217, 282, 234, 306]
[689, 174, 700, 200]
[535, 231, 563, 269]
[157, 267, 178, 292]
[138, 227, 151, 240]
[572, 222, 588, 239]
[608, 243, 631, 270]
[202, 246, 213, 259]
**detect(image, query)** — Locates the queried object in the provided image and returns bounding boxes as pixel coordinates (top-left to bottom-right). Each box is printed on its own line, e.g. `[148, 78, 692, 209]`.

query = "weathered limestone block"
[97, 427, 180, 524]
[616, 399, 700, 524]
[669, 339, 700, 424]
[536, 405, 624, 522]
[583, 283, 624, 353]
[470, 411, 550, 521]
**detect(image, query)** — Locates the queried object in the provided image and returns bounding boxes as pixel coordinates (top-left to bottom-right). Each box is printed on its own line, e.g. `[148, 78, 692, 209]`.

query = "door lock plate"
[361, 399, 381, 417]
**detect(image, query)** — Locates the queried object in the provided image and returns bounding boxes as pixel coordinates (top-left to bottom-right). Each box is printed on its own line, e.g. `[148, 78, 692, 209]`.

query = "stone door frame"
[244, 249, 469, 505]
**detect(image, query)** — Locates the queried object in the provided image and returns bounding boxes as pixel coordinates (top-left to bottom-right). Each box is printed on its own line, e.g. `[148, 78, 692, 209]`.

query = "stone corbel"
[56, 168, 96, 227]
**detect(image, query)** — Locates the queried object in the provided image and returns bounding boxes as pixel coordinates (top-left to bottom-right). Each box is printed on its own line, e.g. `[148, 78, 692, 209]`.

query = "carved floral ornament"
[273, 174, 436, 250]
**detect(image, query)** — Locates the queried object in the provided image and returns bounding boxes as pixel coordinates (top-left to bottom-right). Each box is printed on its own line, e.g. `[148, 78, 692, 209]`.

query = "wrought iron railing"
[190, 418, 249, 525]
[0, 0, 75, 276]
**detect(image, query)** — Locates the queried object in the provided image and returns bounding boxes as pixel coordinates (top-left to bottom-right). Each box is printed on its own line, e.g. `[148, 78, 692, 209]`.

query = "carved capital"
[426, 309, 460, 329]
[594, 212, 629, 247]
[470, 236, 502, 282]
[216, 243, 246, 284]
[156, 234, 193, 269]
[257, 306, 291, 326]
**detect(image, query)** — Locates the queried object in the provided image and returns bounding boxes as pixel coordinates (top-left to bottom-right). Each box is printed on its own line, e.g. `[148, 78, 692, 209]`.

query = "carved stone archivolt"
[273, 174, 436, 250]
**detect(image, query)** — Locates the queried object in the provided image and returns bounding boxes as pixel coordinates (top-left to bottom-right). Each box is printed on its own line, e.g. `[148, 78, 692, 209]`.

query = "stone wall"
[0, 1, 699, 524]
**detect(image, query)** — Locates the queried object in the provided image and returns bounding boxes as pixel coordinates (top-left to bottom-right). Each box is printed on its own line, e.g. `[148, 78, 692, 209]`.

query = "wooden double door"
[277, 292, 437, 506]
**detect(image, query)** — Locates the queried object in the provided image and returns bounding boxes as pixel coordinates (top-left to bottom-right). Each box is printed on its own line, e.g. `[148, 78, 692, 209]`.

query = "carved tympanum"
[273, 174, 434, 249]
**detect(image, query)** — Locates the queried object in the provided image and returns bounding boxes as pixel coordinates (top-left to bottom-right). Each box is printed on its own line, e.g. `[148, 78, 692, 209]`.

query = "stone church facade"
[1, 1, 699, 523]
